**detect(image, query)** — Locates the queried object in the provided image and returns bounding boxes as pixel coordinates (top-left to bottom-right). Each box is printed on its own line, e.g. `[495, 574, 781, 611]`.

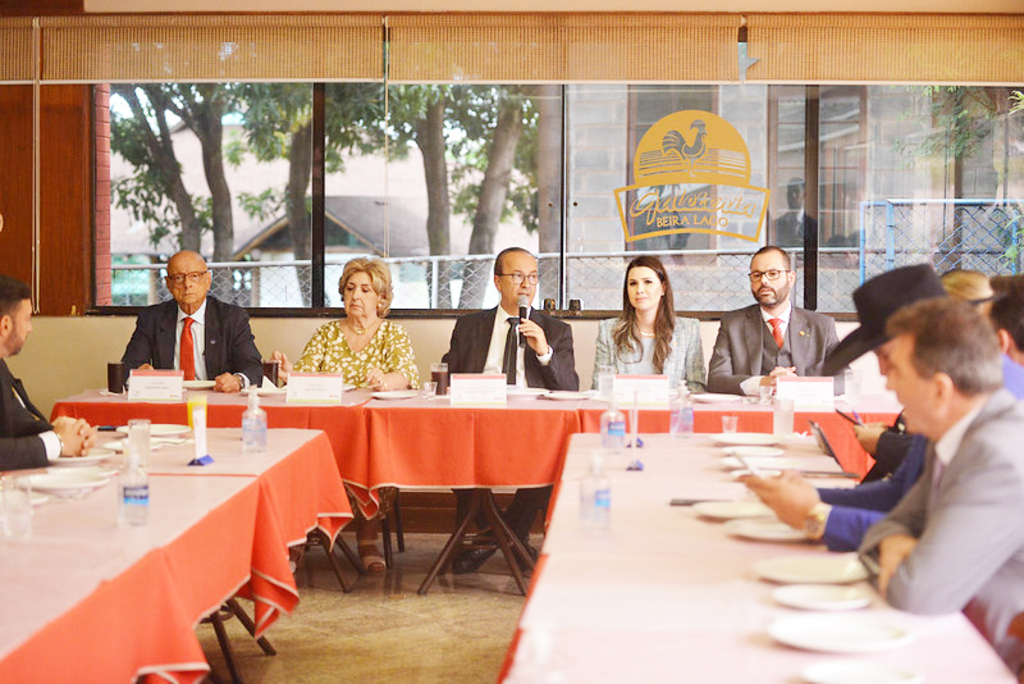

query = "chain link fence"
[108, 199, 1024, 314]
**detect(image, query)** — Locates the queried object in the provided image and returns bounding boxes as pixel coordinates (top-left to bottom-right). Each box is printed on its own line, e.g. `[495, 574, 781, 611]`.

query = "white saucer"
[692, 500, 774, 520]
[770, 614, 916, 653]
[723, 446, 785, 458]
[773, 584, 873, 611]
[721, 456, 803, 471]
[753, 554, 869, 584]
[371, 390, 419, 400]
[507, 387, 550, 399]
[724, 518, 807, 542]
[51, 448, 115, 466]
[115, 423, 190, 437]
[183, 380, 216, 390]
[802, 659, 924, 684]
[28, 471, 110, 498]
[710, 433, 784, 447]
[542, 391, 594, 401]
[691, 393, 743, 403]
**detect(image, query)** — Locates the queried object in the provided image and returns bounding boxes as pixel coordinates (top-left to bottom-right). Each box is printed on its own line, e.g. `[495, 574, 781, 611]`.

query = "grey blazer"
[860, 390, 1024, 673]
[707, 304, 839, 394]
[591, 317, 706, 393]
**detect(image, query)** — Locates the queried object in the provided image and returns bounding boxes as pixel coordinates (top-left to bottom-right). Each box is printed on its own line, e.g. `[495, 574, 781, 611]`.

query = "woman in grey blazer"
[592, 255, 706, 393]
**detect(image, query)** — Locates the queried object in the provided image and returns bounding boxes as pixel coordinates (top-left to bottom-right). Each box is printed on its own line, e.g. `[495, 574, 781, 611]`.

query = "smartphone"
[834, 408, 863, 426]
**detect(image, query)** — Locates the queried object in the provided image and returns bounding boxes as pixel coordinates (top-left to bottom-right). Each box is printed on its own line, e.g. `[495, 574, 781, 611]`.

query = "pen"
[851, 409, 864, 424]
[733, 454, 763, 478]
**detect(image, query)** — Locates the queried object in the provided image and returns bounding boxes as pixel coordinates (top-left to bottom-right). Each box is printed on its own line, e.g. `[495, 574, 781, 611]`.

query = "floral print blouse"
[293, 319, 420, 389]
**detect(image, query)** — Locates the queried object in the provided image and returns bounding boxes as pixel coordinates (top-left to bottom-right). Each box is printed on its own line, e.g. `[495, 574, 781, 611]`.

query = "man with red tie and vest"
[708, 246, 839, 395]
[121, 250, 262, 393]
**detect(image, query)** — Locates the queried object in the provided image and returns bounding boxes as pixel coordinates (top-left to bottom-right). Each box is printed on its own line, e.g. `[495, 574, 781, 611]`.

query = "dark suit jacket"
[442, 307, 579, 391]
[707, 304, 839, 394]
[121, 297, 263, 387]
[0, 360, 52, 470]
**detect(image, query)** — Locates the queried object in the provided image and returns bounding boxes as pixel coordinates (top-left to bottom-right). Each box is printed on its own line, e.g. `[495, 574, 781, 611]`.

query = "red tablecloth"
[0, 428, 351, 681]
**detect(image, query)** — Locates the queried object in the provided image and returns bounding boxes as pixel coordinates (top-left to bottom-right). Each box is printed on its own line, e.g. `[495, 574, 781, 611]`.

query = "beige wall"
[9, 315, 881, 419]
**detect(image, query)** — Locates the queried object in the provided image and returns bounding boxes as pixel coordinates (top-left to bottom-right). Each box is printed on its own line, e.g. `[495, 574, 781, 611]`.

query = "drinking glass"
[107, 362, 126, 393]
[758, 384, 773, 406]
[843, 368, 862, 404]
[263, 359, 281, 387]
[186, 391, 207, 430]
[127, 418, 151, 468]
[3, 475, 32, 538]
[773, 398, 795, 436]
[721, 415, 738, 433]
[430, 362, 449, 396]
[597, 365, 614, 402]
[422, 381, 438, 398]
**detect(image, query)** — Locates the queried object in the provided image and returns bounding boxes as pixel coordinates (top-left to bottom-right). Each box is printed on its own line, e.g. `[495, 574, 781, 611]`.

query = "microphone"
[517, 295, 529, 348]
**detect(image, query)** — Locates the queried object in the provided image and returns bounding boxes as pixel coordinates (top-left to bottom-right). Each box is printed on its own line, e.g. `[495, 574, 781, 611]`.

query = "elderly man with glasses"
[708, 245, 839, 395]
[121, 250, 262, 393]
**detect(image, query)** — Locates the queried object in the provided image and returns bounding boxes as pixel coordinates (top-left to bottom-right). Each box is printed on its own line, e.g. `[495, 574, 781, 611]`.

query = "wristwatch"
[804, 503, 831, 540]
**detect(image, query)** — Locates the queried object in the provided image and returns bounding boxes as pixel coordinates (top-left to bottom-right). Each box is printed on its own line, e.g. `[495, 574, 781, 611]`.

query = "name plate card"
[287, 372, 346, 404]
[128, 369, 183, 402]
[613, 375, 670, 408]
[776, 376, 835, 409]
[450, 374, 507, 407]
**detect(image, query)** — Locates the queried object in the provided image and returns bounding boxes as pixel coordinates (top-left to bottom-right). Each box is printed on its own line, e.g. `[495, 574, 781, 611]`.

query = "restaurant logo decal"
[614, 110, 769, 243]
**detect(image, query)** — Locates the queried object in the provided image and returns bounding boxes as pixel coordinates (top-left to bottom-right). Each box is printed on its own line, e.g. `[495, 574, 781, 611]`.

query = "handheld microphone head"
[517, 295, 529, 347]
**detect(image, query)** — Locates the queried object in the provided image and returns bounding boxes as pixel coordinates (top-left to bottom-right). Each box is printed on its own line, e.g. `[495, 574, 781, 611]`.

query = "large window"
[101, 82, 1024, 314]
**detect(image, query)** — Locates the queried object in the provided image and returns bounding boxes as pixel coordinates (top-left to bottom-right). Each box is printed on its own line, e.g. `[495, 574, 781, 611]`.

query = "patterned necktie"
[769, 318, 785, 348]
[180, 317, 196, 381]
[502, 317, 518, 386]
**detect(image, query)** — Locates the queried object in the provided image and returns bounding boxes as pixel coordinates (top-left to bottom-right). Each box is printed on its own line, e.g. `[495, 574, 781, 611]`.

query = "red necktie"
[180, 317, 196, 381]
[769, 318, 784, 348]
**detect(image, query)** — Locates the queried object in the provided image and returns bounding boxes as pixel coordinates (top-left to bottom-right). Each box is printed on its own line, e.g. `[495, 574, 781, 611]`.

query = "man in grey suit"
[860, 298, 1024, 674]
[708, 246, 839, 395]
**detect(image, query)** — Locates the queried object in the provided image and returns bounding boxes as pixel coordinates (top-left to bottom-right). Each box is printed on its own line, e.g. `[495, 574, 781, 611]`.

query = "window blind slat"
[0, 18, 36, 84]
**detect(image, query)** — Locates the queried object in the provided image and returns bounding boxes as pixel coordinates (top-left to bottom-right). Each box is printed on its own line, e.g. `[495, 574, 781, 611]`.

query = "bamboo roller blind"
[746, 14, 1024, 84]
[0, 13, 1021, 84]
[0, 18, 35, 83]
[38, 15, 384, 83]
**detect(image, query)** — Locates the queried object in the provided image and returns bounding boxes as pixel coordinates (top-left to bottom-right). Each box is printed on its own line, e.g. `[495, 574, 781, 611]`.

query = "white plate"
[542, 391, 594, 401]
[28, 471, 110, 497]
[691, 393, 743, 403]
[729, 468, 782, 480]
[724, 518, 808, 542]
[507, 387, 550, 399]
[773, 584, 873, 611]
[253, 385, 287, 396]
[802, 660, 924, 684]
[721, 456, 804, 471]
[723, 446, 785, 458]
[371, 390, 420, 400]
[710, 433, 784, 447]
[753, 554, 869, 584]
[103, 436, 191, 452]
[0, 485, 50, 506]
[770, 615, 916, 653]
[51, 448, 115, 466]
[115, 423, 190, 437]
[51, 465, 118, 482]
[183, 380, 216, 390]
[692, 500, 774, 520]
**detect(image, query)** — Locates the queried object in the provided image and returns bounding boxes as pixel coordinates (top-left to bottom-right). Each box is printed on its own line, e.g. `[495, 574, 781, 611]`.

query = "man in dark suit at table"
[442, 247, 579, 573]
[708, 246, 839, 395]
[121, 250, 262, 393]
[0, 274, 95, 469]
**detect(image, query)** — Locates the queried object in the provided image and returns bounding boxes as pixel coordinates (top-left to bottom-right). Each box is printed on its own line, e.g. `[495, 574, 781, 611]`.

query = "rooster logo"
[661, 120, 707, 175]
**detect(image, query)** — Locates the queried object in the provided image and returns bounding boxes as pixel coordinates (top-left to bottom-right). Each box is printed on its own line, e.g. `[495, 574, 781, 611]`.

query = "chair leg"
[306, 529, 355, 592]
[208, 609, 244, 684]
[418, 489, 483, 595]
[334, 535, 366, 576]
[393, 490, 406, 552]
[226, 598, 276, 656]
[381, 514, 394, 568]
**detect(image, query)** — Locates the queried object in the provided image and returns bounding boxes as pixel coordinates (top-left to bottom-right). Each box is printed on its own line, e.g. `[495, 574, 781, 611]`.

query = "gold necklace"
[348, 320, 372, 335]
[639, 330, 656, 338]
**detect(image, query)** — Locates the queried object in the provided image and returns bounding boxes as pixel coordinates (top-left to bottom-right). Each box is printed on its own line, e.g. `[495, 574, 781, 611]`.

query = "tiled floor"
[198, 533, 528, 683]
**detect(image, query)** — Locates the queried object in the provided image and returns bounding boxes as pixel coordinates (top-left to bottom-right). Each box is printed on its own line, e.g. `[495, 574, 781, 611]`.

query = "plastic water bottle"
[242, 390, 268, 453]
[580, 452, 611, 532]
[600, 399, 626, 455]
[671, 386, 694, 437]
[119, 446, 149, 527]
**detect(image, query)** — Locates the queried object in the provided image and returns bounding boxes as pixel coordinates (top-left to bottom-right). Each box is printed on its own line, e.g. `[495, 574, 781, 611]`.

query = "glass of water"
[773, 398, 795, 436]
[598, 365, 614, 402]
[3, 475, 33, 538]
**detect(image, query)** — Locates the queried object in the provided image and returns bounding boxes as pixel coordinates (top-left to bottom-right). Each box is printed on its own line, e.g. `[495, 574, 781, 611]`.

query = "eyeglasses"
[497, 273, 539, 285]
[748, 269, 789, 283]
[166, 271, 208, 285]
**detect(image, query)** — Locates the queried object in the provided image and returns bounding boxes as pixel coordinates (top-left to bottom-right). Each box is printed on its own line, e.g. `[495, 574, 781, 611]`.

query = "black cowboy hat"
[822, 264, 947, 375]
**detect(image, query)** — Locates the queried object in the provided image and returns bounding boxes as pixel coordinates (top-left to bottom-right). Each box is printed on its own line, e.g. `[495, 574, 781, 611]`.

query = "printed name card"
[287, 372, 347, 404]
[450, 374, 507, 407]
[775, 376, 835, 409]
[128, 369, 183, 401]
[612, 375, 671, 408]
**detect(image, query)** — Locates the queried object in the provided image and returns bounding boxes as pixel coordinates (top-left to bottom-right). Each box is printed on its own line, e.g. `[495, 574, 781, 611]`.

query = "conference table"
[501, 433, 1015, 683]
[52, 389, 901, 520]
[0, 428, 351, 683]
